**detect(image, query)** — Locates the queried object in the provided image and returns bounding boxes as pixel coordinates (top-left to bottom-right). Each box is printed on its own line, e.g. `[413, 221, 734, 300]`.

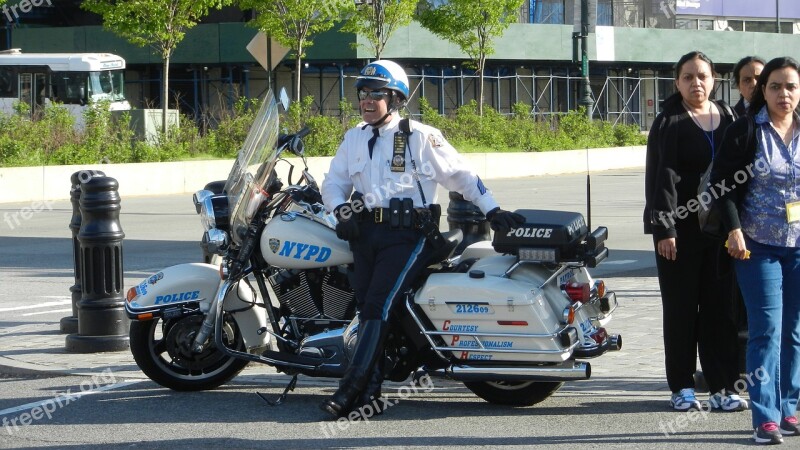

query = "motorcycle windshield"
[223, 90, 281, 245]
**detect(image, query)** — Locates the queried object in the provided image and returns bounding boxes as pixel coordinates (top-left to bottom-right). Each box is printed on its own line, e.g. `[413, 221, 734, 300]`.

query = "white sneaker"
[669, 388, 702, 411]
[708, 391, 748, 412]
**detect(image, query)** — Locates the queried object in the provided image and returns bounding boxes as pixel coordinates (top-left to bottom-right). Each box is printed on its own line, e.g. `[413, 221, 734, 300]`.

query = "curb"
[0, 355, 77, 377]
[0, 146, 646, 204]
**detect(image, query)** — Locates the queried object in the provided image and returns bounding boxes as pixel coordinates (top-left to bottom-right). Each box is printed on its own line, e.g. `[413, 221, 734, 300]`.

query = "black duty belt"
[358, 207, 427, 224]
[356, 200, 440, 230]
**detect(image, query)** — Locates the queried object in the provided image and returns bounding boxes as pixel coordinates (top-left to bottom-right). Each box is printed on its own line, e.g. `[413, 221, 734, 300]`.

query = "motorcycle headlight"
[200, 195, 216, 231]
[199, 194, 230, 232]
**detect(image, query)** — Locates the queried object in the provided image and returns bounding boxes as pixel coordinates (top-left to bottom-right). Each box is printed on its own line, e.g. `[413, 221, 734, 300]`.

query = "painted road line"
[21, 308, 73, 317]
[0, 379, 145, 417]
[0, 300, 72, 313]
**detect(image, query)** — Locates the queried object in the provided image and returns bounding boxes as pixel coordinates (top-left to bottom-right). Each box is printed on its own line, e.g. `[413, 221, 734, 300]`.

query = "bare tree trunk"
[374, 1, 383, 60]
[162, 56, 170, 138]
[478, 54, 486, 117]
[294, 43, 303, 102]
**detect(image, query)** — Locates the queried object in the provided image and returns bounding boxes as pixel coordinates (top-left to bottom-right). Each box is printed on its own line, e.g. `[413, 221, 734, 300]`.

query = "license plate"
[557, 269, 578, 286]
[578, 318, 594, 335]
[449, 303, 494, 314]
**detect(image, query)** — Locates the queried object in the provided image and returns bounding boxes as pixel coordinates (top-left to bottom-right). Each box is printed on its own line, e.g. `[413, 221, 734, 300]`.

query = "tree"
[241, 0, 350, 102]
[342, 0, 418, 60]
[82, 0, 231, 136]
[418, 0, 523, 116]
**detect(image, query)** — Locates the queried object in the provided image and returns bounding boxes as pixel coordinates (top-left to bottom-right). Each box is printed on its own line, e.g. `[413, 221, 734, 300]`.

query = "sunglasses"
[357, 90, 390, 101]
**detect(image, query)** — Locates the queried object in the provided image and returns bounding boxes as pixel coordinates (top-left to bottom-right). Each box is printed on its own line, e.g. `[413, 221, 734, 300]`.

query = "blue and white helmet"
[355, 59, 409, 101]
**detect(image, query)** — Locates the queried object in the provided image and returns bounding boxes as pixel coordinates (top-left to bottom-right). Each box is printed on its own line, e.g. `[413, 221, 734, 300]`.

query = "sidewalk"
[0, 276, 670, 396]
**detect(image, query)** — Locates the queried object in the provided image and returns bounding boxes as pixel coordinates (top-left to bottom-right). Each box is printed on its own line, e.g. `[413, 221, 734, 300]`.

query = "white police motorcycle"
[125, 89, 621, 406]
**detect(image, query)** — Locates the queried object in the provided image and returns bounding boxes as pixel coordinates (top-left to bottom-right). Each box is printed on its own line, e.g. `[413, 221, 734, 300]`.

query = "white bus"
[0, 49, 130, 125]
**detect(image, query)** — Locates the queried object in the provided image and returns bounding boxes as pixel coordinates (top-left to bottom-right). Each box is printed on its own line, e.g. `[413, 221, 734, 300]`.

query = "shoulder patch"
[428, 134, 444, 148]
[476, 176, 487, 195]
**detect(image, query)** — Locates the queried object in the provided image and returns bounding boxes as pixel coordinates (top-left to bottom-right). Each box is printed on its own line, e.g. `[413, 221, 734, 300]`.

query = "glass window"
[534, 0, 564, 25]
[18, 72, 31, 104]
[597, 0, 613, 26]
[0, 67, 14, 97]
[51, 72, 88, 105]
[726, 20, 743, 31]
[745, 20, 792, 33]
[675, 19, 696, 30]
[88, 70, 125, 102]
[698, 19, 713, 30]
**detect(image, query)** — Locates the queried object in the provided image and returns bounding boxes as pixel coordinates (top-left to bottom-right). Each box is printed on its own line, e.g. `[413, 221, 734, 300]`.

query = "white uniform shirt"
[322, 115, 499, 214]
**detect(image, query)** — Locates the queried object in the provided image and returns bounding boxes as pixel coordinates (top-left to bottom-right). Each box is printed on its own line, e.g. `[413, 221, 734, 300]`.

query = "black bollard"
[60, 170, 104, 334]
[65, 175, 129, 353]
[446, 191, 491, 256]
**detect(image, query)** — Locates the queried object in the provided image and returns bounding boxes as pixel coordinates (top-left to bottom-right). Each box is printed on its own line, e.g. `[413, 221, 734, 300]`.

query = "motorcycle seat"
[426, 229, 463, 265]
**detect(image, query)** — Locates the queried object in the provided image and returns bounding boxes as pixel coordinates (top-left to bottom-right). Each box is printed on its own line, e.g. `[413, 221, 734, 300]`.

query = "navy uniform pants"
[348, 221, 431, 322]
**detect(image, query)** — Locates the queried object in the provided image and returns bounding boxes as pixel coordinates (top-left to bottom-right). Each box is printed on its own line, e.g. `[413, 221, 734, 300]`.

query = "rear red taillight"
[564, 282, 591, 303]
[590, 327, 608, 345]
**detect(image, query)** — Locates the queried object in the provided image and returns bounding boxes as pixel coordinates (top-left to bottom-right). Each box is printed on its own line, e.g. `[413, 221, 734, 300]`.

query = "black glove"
[486, 207, 526, 231]
[334, 203, 360, 242]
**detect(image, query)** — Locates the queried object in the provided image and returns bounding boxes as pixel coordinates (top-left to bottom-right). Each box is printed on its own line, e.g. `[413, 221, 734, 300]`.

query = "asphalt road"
[1, 168, 766, 449]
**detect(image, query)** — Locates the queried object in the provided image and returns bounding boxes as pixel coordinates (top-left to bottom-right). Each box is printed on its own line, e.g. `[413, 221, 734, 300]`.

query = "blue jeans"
[735, 237, 800, 428]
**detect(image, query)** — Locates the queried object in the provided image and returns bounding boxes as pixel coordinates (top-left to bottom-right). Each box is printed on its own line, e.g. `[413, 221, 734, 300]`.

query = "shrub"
[205, 96, 261, 158]
[0, 96, 646, 168]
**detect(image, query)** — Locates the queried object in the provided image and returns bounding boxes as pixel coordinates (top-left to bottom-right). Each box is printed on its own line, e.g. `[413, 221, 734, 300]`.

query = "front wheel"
[130, 315, 249, 391]
[463, 380, 563, 406]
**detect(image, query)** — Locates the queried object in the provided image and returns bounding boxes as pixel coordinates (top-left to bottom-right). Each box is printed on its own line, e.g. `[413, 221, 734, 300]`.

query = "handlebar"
[278, 127, 311, 157]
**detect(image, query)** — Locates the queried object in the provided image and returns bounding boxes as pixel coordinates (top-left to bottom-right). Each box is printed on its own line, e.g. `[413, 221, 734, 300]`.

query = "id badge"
[391, 132, 406, 173]
[786, 193, 800, 223]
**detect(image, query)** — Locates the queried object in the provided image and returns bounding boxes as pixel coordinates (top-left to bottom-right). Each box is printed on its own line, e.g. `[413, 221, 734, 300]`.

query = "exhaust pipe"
[429, 361, 591, 382]
[609, 334, 622, 351]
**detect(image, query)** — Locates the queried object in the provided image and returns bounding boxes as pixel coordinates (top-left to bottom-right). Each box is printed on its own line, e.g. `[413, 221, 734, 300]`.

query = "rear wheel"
[130, 315, 249, 391]
[464, 380, 563, 406]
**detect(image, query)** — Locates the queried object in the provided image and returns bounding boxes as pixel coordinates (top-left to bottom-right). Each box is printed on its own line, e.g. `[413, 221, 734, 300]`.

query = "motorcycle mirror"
[278, 88, 290, 111]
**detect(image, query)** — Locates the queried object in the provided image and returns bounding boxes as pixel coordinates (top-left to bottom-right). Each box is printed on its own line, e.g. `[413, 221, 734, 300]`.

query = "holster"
[415, 204, 445, 250]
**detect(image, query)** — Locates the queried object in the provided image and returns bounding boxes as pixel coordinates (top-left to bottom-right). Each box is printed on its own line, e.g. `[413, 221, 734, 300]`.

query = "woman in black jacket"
[644, 50, 744, 412]
[732, 56, 765, 117]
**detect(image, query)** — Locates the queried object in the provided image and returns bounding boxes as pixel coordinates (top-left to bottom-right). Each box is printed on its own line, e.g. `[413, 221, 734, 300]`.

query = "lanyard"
[685, 101, 715, 158]
[787, 121, 798, 195]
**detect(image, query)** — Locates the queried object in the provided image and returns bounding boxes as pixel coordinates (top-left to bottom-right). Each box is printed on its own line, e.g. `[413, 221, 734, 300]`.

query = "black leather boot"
[320, 320, 386, 418]
[352, 356, 385, 417]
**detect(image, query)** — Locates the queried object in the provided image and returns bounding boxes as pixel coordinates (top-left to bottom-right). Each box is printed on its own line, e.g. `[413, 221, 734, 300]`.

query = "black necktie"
[368, 128, 379, 159]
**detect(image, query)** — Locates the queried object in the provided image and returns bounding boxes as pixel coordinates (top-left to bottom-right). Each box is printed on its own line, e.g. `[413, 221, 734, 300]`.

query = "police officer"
[320, 59, 524, 419]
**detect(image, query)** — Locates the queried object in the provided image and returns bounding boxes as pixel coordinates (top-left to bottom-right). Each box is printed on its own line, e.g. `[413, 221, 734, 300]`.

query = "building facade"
[3, 0, 800, 130]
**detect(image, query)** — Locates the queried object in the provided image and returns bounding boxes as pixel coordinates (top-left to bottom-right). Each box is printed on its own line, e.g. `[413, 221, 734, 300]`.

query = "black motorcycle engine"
[268, 267, 356, 322]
